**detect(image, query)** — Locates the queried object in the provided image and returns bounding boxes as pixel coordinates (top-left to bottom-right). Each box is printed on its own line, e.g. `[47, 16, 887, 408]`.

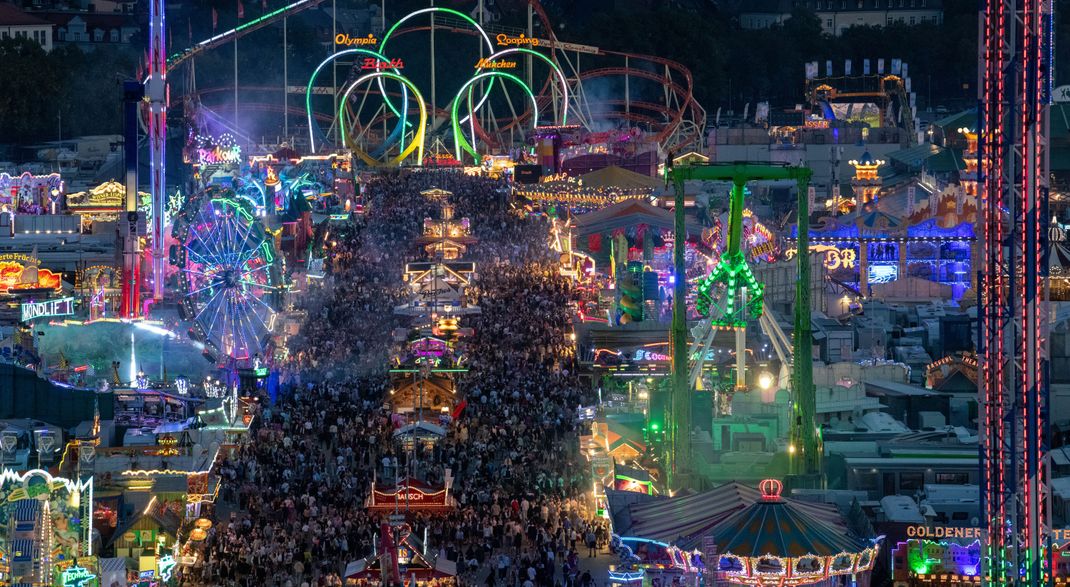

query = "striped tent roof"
[611, 482, 846, 550]
[11, 539, 35, 562]
[711, 493, 871, 558]
[1052, 242, 1070, 276]
[12, 499, 39, 523]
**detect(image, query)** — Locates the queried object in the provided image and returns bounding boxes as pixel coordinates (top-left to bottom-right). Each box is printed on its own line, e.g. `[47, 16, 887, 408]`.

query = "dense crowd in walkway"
[195, 172, 605, 587]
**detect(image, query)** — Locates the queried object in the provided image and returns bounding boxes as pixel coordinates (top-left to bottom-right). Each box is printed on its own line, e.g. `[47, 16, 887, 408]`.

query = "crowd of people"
[197, 171, 607, 587]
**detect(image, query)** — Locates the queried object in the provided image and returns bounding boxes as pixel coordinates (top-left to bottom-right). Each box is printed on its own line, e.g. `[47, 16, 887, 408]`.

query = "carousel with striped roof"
[605, 479, 880, 587]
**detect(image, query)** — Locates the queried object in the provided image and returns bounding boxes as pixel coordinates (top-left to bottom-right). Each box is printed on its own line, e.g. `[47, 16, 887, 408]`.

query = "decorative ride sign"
[20, 297, 74, 323]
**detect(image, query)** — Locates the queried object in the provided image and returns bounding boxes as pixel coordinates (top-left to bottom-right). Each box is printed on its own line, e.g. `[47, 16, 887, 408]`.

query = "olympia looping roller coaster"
[130, 0, 706, 316]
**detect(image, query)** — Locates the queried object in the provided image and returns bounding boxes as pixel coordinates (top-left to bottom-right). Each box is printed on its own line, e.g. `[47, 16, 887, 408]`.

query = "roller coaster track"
[166, 0, 328, 73]
[171, 0, 706, 153]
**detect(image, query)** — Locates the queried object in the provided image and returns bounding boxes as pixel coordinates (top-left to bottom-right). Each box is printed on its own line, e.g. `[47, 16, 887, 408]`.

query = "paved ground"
[577, 549, 618, 587]
[465, 546, 617, 587]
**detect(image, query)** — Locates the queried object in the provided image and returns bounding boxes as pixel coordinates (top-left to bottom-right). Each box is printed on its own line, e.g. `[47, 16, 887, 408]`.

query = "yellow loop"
[337, 71, 427, 167]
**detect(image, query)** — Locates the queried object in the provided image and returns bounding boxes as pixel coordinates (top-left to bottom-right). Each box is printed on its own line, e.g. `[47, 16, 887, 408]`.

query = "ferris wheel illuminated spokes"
[180, 195, 279, 361]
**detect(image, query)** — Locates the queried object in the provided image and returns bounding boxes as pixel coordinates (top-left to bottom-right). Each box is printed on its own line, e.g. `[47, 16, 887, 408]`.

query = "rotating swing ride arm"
[666, 162, 814, 488]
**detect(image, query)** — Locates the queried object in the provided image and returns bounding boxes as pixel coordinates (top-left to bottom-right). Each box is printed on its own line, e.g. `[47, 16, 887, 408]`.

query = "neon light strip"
[462, 47, 569, 127]
[305, 48, 403, 153]
[337, 71, 426, 166]
[169, 0, 319, 63]
[378, 7, 495, 116]
[450, 72, 537, 162]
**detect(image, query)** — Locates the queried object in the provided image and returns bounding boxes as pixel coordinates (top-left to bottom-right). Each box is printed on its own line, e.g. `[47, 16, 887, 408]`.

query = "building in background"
[735, 0, 944, 35]
[0, 2, 53, 51]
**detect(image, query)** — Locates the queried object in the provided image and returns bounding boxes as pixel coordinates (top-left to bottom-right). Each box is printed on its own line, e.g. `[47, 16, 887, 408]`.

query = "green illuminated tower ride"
[668, 163, 816, 491]
[694, 180, 764, 329]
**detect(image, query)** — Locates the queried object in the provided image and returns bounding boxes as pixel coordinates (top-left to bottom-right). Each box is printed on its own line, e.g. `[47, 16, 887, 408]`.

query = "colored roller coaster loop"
[460, 48, 566, 149]
[378, 7, 496, 120]
[306, 48, 406, 154]
[337, 71, 427, 167]
[450, 72, 538, 163]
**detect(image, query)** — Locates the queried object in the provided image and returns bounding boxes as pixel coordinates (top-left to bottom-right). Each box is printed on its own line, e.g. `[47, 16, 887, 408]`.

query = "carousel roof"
[710, 480, 872, 559]
[609, 481, 845, 550]
[855, 150, 879, 167]
[1051, 242, 1070, 274]
[580, 166, 663, 190]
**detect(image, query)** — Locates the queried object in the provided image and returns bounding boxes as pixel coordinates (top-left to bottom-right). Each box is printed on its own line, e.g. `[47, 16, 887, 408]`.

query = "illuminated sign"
[190, 133, 241, 166]
[370, 486, 448, 507]
[630, 348, 719, 363]
[61, 565, 96, 587]
[495, 33, 539, 47]
[66, 180, 143, 210]
[335, 33, 378, 46]
[633, 349, 670, 362]
[475, 58, 517, 69]
[21, 297, 75, 322]
[361, 57, 404, 70]
[0, 259, 62, 294]
[905, 526, 983, 539]
[158, 554, 176, 582]
[785, 244, 857, 270]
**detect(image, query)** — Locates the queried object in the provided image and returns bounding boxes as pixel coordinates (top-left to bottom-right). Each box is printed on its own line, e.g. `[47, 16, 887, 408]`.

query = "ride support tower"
[979, 0, 1053, 583]
[147, 0, 167, 301]
[667, 163, 814, 491]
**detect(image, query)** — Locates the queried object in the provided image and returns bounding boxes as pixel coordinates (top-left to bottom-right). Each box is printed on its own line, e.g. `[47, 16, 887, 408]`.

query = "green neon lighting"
[450, 71, 537, 163]
[337, 71, 427, 166]
[305, 48, 403, 153]
[476, 47, 569, 126]
[695, 181, 765, 328]
[379, 7, 494, 114]
[169, 0, 320, 66]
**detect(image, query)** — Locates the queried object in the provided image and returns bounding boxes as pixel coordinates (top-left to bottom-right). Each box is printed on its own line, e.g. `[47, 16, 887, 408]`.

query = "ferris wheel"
[171, 188, 282, 362]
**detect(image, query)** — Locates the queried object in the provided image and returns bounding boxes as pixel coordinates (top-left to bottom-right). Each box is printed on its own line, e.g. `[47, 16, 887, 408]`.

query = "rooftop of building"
[922, 483, 980, 504]
[880, 495, 926, 523]
[864, 378, 940, 397]
[0, 2, 50, 26]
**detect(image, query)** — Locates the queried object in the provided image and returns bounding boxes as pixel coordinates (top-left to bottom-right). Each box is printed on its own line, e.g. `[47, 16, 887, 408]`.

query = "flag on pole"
[237, 0, 244, 19]
[187, 18, 192, 42]
[212, 7, 218, 31]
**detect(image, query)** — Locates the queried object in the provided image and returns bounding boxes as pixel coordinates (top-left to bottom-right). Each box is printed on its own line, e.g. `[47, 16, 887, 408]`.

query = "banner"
[845, 59, 852, 76]
[371, 482, 449, 508]
[863, 59, 871, 75]
[878, 58, 885, 74]
[891, 59, 902, 75]
[826, 60, 833, 76]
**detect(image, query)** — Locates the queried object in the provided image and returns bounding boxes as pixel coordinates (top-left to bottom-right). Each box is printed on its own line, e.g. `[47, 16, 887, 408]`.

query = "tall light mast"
[979, 0, 1053, 583]
[147, 0, 167, 301]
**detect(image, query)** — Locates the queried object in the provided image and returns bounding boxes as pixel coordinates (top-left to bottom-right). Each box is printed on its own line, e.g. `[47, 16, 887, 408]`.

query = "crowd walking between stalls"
[190, 172, 612, 587]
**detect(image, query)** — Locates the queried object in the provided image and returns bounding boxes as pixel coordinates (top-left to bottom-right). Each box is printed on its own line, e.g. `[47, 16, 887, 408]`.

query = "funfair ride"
[298, 2, 703, 160]
[978, 0, 1053, 584]
[667, 163, 814, 492]
[171, 189, 282, 363]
